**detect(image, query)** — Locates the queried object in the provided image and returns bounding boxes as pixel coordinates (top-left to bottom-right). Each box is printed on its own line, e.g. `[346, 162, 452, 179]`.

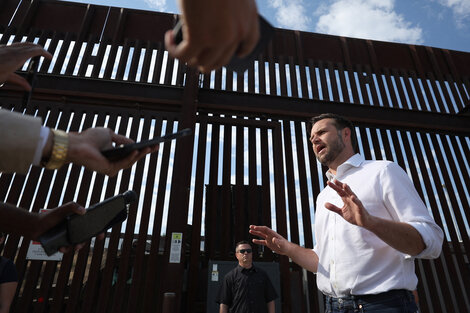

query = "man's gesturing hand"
[249, 225, 290, 255]
[325, 179, 372, 228]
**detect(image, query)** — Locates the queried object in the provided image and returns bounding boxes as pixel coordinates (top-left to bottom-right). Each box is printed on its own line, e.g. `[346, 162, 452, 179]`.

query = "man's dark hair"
[309, 113, 358, 153]
[235, 240, 251, 251]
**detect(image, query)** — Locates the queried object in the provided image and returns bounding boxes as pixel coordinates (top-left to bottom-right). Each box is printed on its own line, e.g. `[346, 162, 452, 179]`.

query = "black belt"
[328, 289, 410, 302]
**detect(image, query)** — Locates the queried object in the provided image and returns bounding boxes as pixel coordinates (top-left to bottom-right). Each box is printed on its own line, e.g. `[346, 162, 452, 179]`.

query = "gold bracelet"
[44, 129, 69, 170]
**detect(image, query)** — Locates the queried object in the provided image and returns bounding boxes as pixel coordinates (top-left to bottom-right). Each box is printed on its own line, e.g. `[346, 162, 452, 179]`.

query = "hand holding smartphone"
[101, 128, 192, 161]
[172, 14, 274, 73]
[39, 190, 137, 256]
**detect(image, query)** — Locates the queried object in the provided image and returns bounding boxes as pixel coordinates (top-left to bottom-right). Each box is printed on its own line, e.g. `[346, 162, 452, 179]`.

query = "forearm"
[365, 216, 425, 256]
[286, 242, 319, 273]
[0, 282, 17, 313]
[267, 300, 275, 313]
[219, 304, 228, 313]
[0, 203, 41, 238]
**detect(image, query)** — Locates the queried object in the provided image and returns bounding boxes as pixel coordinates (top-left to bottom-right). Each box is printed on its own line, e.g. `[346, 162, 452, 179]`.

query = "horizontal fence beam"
[197, 89, 470, 135]
[2, 74, 469, 135]
[1, 73, 184, 110]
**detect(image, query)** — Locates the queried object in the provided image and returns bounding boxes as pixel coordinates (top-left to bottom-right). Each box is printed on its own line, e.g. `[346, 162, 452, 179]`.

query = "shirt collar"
[238, 264, 256, 273]
[326, 153, 364, 181]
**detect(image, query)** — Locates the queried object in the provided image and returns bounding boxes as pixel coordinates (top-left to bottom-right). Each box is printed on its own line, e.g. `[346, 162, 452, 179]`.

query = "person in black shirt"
[217, 241, 277, 313]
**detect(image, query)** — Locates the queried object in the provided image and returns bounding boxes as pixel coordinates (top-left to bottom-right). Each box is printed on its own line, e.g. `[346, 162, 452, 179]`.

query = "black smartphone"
[22, 55, 41, 107]
[172, 14, 275, 73]
[101, 128, 192, 161]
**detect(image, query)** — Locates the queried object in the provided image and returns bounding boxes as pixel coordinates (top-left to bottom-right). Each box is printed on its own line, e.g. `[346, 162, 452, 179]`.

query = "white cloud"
[144, 0, 166, 12]
[268, 0, 311, 31]
[315, 0, 424, 44]
[437, 0, 470, 28]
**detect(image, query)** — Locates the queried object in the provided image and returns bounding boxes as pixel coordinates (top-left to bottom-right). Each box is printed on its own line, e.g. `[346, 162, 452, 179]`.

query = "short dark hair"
[309, 113, 358, 153]
[235, 240, 251, 251]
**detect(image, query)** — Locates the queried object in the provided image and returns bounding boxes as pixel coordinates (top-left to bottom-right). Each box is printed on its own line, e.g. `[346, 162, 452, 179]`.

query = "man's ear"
[342, 127, 351, 141]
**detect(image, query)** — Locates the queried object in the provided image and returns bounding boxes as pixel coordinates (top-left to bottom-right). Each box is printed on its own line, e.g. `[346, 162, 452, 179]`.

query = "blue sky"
[64, 0, 470, 53]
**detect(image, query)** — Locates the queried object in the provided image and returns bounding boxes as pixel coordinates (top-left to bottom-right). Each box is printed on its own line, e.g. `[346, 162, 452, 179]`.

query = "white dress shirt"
[313, 154, 443, 297]
[32, 126, 50, 166]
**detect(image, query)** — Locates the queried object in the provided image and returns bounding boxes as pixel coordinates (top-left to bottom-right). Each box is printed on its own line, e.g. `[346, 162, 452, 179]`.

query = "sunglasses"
[237, 249, 252, 254]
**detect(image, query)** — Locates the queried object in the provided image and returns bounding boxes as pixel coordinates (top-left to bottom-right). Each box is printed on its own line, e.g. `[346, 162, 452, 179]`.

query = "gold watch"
[44, 129, 69, 170]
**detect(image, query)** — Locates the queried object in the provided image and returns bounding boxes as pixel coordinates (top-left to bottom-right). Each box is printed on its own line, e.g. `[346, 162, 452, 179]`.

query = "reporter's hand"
[34, 202, 85, 240]
[249, 225, 291, 255]
[36, 202, 105, 253]
[66, 127, 158, 176]
[0, 42, 52, 91]
[165, 0, 259, 73]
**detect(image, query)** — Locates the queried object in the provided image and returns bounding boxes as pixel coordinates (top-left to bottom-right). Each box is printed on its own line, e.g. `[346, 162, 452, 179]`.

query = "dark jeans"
[324, 289, 418, 313]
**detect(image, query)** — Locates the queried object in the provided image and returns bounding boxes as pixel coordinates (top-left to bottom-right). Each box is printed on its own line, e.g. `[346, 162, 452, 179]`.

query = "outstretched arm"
[0, 201, 84, 240]
[45, 127, 159, 177]
[0, 44, 158, 176]
[249, 225, 319, 273]
[0, 201, 104, 253]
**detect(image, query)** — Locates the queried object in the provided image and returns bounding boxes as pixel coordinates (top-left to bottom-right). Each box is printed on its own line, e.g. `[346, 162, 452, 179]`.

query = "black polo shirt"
[217, 265, 278, 313]
[0, 257, 18, 283]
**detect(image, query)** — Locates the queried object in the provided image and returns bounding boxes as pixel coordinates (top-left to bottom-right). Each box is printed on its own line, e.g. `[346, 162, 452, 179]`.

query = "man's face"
[310, 118, 346, 167]
[235, 244, 253, 267]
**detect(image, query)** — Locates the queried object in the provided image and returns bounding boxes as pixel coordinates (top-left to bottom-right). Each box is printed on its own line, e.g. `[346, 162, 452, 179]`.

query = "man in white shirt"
[250, 113, 443, 312]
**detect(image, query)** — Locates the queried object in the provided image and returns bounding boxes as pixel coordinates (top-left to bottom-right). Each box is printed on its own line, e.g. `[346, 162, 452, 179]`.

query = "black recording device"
[172, 15, 275, 73]
[38, 190, 137, 256]
[101, 128, 192, 161]
[22, 55, 41, 107]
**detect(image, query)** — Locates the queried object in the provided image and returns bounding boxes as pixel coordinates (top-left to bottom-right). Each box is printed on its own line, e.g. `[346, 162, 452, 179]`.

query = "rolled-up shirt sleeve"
[381, 162, 444, 259]
[410, 221, 444, 259]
